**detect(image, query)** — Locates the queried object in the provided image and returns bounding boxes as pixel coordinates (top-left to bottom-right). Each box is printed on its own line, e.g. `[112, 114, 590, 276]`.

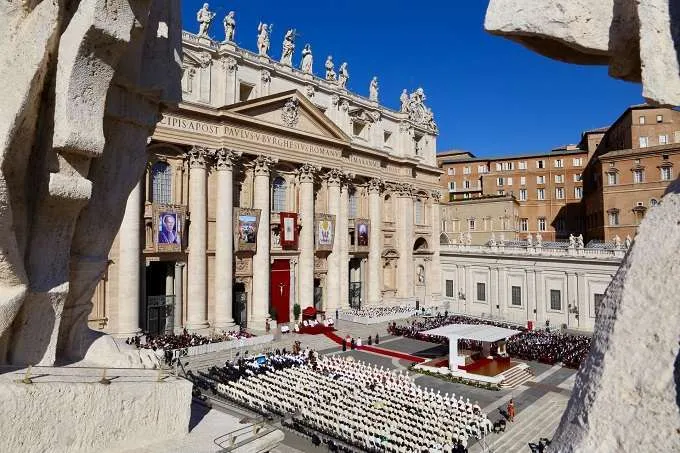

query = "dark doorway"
[270, 260, 291, 323]
[314, 278, 323, 310]
[233, 282, 247, 328]
[145, 261, 175, 335]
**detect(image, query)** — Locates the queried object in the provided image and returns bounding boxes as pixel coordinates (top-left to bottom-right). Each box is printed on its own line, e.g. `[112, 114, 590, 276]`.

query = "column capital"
[185, 146, 209, 169]
[296, 163, 320, 183]
[221, 56, 238, 72]
[252, 154, 278, 176]
[322, 168, 344, 187]
[367, 178, 384, 194]
[214, 148, 242, 171]
[391, 182, 414, 197]
[175, 262, 186, 269]
[430, 190, 442, 202]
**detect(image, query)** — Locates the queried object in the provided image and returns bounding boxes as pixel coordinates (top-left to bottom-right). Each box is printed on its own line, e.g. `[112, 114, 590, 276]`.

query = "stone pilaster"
[213, 148, 241, 330]
[251, 155, 277, 329]
[430, 190, 443, 306]
[324, 169, 343, 314]
[367, 178, 383, 305]
[395, 183, 414, 300]
[222, 56, 238, 104]
[116, 179, 142, 336]
[185, 146, 209, 331]
[297, 163, 320, 309]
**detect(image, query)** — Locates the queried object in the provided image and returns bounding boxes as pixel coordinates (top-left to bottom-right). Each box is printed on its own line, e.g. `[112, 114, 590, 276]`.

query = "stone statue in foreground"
[485, 1, 680, 452]
[0, 0, 181, 368]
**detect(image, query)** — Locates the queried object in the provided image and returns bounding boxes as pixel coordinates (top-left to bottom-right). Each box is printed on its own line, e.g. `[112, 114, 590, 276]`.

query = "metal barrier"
[167, 335, 274, 361]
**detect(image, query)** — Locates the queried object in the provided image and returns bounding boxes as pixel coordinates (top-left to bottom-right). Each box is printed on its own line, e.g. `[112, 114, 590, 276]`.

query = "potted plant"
[293, 303, 301, 322]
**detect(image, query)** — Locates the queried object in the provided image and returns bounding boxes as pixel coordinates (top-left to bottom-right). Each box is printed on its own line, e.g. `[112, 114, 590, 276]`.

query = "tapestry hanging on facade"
[153, 204, 187, 253]
[234, 208, 261, 252]
[315, 214, 336, 251]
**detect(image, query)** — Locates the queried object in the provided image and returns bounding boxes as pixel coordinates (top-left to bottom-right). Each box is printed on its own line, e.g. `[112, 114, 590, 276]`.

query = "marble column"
[396, 184, 414, 300]
[490, 266, 499, 318]
[527, 269, 536, 327]
[339, 182, 350, 308]
[367, 178, 383, 305]
[324, 170, 343, 314]
[116, 179, 142, 336]
[297, 164, 319, 309]
[251, 155, 277, 329]
[429, 190, 443, 306]
[213, 149, 241, 330]
[185, 147, 209, 331]
[535, 270, 545, 325]
[223, 56, 238, 104]
[174, 262, 185, 333]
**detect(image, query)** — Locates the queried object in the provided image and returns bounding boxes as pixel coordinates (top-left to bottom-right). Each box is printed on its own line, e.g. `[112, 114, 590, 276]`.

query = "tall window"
[447, 168, 455, 175]
[445, 280, 454, 298]
[537, 188, 545, 200]
[536, 175, 545, 184]
[414, 198, 423, 224]
[554, 159, 563, 168]
[519, 161, 527, 170]
[497, 177, 504, 186]
[272, 177, 287, 213]
[639, 136, 649, 148]
[537, 160, 545, 169]
[468, 218, 476, 231]
[607, 172, 618, 185]
[608, 210, 619, 226]
[151, 161, 172, 204]
[537, 217, 546, 231]
[550, 289, 562, 310]
[639, 115, 646, 125]
[520, 218, 528, 232]
[463, 166, 471, 175]
[511, 286, 522, 306]
[659, 134, 668, 145]
[449, 181, 456, 191]
[520, 176, 526, 185]
[575, 186, 583, 199]
[519, 189, 527, 201]
[349, 192, 358, 218]
[555, 187, 565, 199]
[661, 166, 672, 181]
[573, 157, 583, 167]
[464, 180, 471, 189]
[633, 169, 644, 184]
[476, 282, 486, 302]
[656, 114, 664, 123]
[574, 173, 582, 182]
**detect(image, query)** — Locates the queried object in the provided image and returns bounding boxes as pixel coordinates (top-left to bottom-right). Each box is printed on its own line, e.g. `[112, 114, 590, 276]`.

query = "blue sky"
[182, 1, 643, 156]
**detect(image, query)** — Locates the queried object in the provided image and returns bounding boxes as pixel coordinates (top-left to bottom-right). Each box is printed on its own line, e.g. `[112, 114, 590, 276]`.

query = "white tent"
[422, 323, 521, 369]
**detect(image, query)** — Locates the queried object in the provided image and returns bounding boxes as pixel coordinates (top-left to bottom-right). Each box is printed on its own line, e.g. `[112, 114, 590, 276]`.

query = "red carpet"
[298, 325, 336, 335]
[323, 332, 426, 363]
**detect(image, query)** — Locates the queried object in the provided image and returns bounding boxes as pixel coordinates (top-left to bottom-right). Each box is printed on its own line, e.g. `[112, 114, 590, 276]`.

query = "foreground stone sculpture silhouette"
[0, 0, 181, 367]
[486, 1, 680, 452]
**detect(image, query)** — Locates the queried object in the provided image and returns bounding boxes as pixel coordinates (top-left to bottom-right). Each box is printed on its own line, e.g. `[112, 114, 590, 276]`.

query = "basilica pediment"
[224, 90, 350, 142]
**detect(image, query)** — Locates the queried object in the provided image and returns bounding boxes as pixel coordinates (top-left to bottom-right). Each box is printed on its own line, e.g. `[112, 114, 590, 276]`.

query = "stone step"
[499, 365, 534, 389]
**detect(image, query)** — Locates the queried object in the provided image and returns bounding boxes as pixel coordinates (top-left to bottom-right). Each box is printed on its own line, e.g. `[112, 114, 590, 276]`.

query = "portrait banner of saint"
[279, 212, 298, 249]
[153, 204, 186, 253]
[315, 214, 335, 251]
[233, 208, 261, 252]
[355, 219, 370, 249]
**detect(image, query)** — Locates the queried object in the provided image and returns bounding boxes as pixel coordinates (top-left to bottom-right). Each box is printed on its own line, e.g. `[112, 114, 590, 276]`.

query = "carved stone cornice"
[261, 69, 271, 83]
[197, 51, 212, 68]
[367, 178, 384, 194]
[296, 163, 320, 184]
[392, 182, 414, 197]
[185, 146, 209, 169]
[213, 148, 242, 171]
[252, 154, 278, 176]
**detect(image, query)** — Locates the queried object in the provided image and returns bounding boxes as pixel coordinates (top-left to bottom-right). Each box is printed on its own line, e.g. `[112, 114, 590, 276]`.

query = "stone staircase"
[500, 364, 534, 389]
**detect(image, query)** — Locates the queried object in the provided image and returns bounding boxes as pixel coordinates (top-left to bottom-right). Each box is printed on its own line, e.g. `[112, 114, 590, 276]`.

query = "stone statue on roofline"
[369, 76, 379, 101]
[526, 233, 533, 247]
[625, 235, 632, 249]
[300, 43, 313, 73]
[568, 234, 576, 249]
[613, 235, 622, 249]
[325, 55, 336, 81]
[465, 231, 472, 245]
[400, 89, 409, 112]
[535, 232, 542, 247]
[458, 231, 465, 245]
[257, 22, 271, 56]
[402, 87, 437, 132]
[338, 62, 349, 88]
[280, 29, 296, 66]
[223, 11, 236, 42]
[576, 234, 584, 249]
[197, 3, 216, 38]
[489, 232, 497, 246]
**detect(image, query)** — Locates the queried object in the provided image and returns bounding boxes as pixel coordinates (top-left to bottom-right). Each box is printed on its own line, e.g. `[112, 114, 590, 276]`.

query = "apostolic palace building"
[89, 26, 443, 335]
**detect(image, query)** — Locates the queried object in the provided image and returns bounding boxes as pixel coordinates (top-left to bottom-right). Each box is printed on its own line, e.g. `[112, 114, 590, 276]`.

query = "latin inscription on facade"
[348, 154, 381, 169]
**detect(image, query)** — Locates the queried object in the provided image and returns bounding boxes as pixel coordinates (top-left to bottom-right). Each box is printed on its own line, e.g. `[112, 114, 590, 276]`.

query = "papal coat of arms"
[281, 97, 300, 128]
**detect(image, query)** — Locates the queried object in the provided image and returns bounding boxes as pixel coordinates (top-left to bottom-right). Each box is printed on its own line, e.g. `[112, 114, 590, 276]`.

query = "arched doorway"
[413, 238, 430, 307]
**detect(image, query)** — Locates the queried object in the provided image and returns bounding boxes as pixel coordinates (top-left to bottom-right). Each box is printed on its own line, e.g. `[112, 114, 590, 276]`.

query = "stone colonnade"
[114, 146, 440, 333]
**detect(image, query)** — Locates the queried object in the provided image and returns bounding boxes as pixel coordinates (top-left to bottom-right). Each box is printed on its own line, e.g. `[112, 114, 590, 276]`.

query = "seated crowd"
[388, 314, 591, 369]
[127, 329, 254, 351]
[197, 351, 494, 452]
[339, 305, 417, 319]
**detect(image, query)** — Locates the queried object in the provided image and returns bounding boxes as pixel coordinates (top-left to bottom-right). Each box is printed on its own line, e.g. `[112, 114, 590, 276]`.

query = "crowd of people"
[127, 329, 254, 351]
[197, 351, 495, 452]
[339, 305, 418, 319]
[388, 314, 591, 369]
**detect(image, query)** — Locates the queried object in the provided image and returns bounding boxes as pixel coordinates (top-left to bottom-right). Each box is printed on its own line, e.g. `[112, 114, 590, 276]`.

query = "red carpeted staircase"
[323, 332, 426, 363]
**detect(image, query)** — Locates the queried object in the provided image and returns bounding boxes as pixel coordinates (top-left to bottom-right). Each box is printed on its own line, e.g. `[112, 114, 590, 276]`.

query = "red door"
[270, 259, 290, 324]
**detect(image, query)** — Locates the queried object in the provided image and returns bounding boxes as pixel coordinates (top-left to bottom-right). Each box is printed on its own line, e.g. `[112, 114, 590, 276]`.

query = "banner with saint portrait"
[153, 204, 187, 253]
[315, 214, 336, 251]
[234, 208, 261, 253]
[354, 218, 370, 250]
[279, 212, 298, 249]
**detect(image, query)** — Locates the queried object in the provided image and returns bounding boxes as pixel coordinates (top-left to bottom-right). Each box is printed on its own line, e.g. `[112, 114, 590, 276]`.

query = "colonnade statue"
[0, 0, 182, 367]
